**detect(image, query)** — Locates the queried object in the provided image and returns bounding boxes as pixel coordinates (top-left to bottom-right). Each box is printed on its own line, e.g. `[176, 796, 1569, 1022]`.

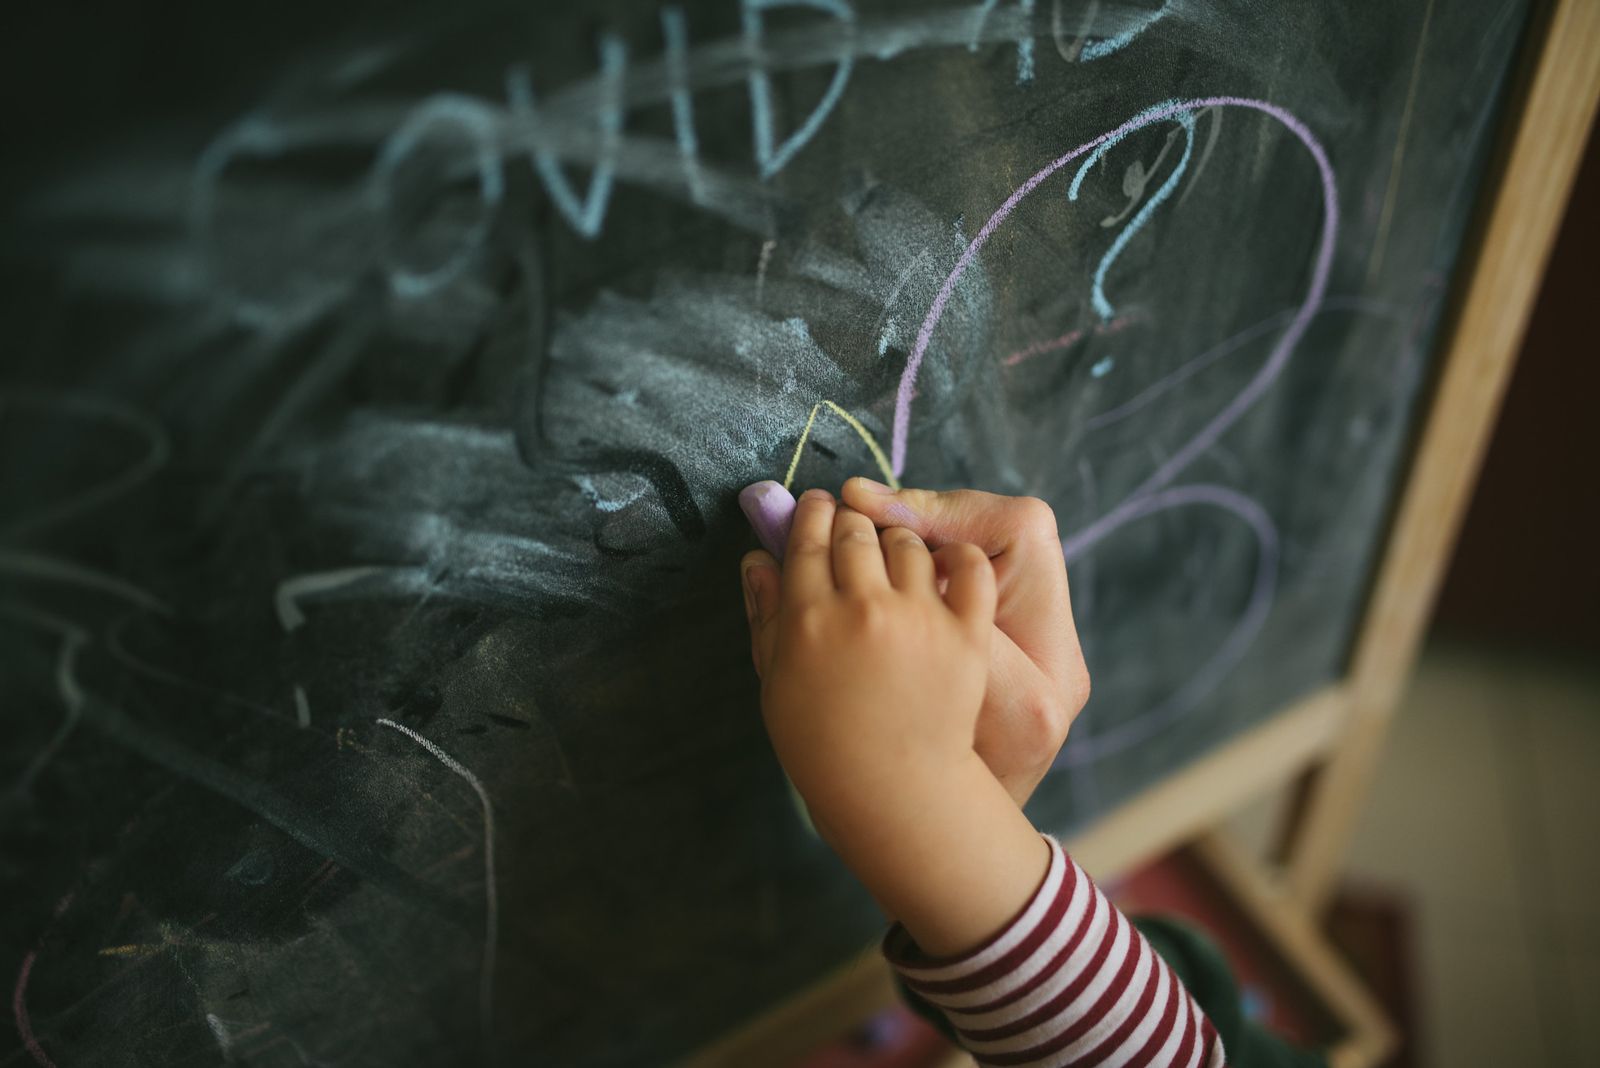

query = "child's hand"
[739, 489, 1047, 954]
[739, 489, 996, 828]
[839, 479, 1090, 808]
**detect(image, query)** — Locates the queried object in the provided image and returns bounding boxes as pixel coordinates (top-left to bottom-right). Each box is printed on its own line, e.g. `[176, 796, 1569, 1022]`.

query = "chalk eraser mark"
[739, 480, 797, 561]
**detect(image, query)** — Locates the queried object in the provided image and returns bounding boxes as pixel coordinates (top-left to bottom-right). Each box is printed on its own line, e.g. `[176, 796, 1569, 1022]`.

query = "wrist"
[818, 751, 1051, 957]
[790, 744, 971, 851]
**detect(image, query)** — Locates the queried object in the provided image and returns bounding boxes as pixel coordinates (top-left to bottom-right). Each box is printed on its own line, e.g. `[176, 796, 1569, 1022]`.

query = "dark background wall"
[1433, 120, 1599, 656]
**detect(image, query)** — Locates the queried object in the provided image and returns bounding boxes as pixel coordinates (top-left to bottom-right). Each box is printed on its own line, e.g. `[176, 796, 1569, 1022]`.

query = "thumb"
[841, 477, 1043, 556]
[740, 550, 781, 676]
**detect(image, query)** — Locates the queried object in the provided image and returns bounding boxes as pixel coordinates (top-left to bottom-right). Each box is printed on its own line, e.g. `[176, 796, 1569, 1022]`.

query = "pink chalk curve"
[13, 950, 57, 1068]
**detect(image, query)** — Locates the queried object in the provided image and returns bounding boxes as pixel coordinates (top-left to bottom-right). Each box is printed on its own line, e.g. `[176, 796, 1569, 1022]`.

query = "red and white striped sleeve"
[882, 836, 1228, 1068]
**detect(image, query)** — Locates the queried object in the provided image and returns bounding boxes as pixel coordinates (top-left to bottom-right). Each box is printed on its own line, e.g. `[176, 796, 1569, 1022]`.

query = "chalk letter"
[370, 94, 505, 298]
[743, 0, 855, 179]
[970, 0, 1036, 83]
[1080, 2, 1170, 62]
[661, 8, 707, 204]
[506, 35, 627, 239]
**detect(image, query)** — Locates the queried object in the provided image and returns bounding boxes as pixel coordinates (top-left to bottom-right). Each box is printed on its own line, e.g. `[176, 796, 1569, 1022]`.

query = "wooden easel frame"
[691, 1, 1600, 1063]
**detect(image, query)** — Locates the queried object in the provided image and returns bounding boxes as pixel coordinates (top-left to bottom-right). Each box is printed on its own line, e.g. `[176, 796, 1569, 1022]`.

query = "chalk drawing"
[744, 0, 857, 178]
[755, 237, 777, 302]
[1083, 297, 1398, 432]
[1051, 0, 1092, 62]
[1095, 125, 1182, 227]
[275, 567, 387, 632]
[1177, 106, 1222, 208]
[189, 112, 326, 328]
[0, 391, 171, 540]
[783, 400, 899, 491]
[574, 473, 649, 514]
[1069, 105, 1196, 321]
[505, 34, 627, 238]
[1001, 314, 1136, 367]
[0, 549, 172, 616]
[191, 3, 1086, 258]
[892, 95, 1339, 483]
[1366, 0, 1436, 284]
[105, 613, 279, 719]
[1, 605, 88, 804]
[970, 0, 1039, 81]
[876, 95, 1339, 761]
[968, 0, 997, 49]
[1079, 1, 1173, 61]
[375, 718, 498, 1049]
[869, 246, 933, 359]
[371, 94, 504, 298]
[70, 689, 470, 922]
[1057, 484, 1279, 763]
[1015, 0, 1037, 82]
[207, 1013, 235, 1062]
[12, 950, 56, 1068]
[661, 6, 708, 204]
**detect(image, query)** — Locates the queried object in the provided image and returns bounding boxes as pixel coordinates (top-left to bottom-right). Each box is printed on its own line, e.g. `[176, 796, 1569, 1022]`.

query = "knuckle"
[883, 527, 924, 550]
[790, 604, 830, 641]
[1013, 496, 1059, 534]
[847, 595, 892, 633]
[1020, 693, 1072, 751]
[1066, 663, 1092, 712]
[851, 591, 902, 633]
[946, 542, 988, 569]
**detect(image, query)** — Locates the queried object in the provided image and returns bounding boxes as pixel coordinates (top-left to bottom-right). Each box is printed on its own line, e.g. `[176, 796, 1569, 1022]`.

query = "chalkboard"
[1, 1, 1531, 1064]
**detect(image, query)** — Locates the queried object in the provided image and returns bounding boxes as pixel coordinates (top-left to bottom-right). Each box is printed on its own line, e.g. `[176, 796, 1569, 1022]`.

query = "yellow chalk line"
[782, 400, 900, 492]
[99, 944, 162, 959]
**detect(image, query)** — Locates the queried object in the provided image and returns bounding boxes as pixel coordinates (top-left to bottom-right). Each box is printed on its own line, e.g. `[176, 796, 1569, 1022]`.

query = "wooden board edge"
[1061, 686, 1346, 875]
[1283, 0, 1600, 911]
[683, 948, 898, 1068]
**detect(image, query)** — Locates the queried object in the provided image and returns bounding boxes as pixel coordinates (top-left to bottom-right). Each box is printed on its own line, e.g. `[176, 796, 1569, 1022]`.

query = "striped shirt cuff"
[882, 836, 1228, 1068]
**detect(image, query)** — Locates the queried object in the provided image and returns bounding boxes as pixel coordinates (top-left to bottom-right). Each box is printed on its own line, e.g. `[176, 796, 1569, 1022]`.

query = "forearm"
[884, 837, 1232, 1068]
[813, 757, 1232, 1066]
[809, 751, 1051, 958]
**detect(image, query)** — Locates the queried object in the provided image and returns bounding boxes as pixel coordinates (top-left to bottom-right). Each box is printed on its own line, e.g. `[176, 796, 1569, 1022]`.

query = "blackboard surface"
[1, 2, 1529, 1064]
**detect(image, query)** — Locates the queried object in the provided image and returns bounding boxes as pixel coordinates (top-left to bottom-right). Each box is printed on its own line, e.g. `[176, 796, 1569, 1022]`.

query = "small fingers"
[880, 526, 935, 592]
[934, 543, 997, 634]
[832, 505, 888, 593]
[783, 489, 836, 602]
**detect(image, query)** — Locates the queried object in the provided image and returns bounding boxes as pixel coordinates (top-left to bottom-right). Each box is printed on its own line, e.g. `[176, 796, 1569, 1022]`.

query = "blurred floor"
[1239, 637, 1600, 1067]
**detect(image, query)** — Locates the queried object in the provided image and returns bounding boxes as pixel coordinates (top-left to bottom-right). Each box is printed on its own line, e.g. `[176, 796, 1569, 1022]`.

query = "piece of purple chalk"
[738, 480, 797, 561]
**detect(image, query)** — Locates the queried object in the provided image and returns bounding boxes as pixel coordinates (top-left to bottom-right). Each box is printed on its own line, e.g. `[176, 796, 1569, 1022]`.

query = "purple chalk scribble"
[892, 96, 1338, 481]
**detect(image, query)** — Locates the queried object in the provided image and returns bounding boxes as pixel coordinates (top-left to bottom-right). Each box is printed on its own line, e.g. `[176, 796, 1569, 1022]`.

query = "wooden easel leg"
[1191, 830, 1397, 1068]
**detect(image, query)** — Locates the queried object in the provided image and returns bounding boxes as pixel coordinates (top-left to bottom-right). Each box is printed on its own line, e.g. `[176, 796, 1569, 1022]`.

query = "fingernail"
[853, 477, 895, 495]
[741, 562, 757, 617]
[739, 481, 797, 561]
